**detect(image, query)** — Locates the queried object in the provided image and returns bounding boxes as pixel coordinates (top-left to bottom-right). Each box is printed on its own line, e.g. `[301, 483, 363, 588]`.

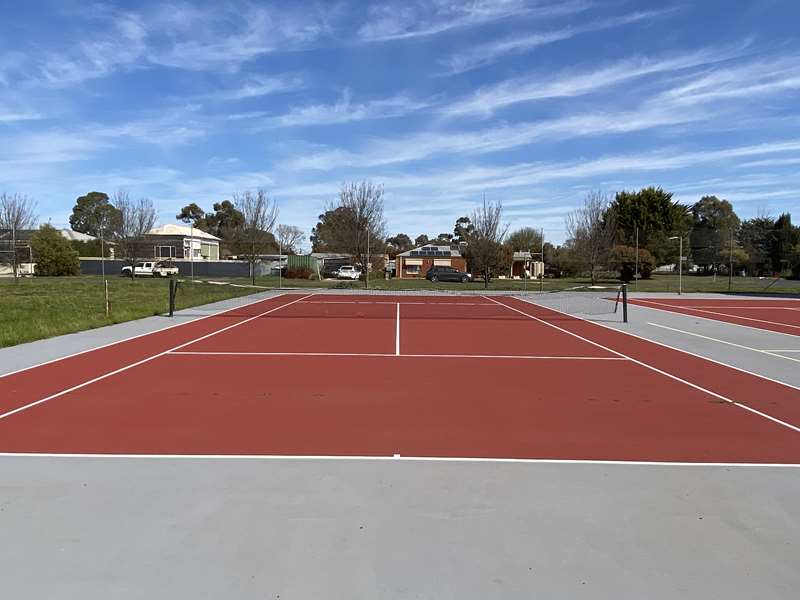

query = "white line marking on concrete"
[167, 351, 626, 360]
[632, 299, 800, 331]
[0, 294, 314, 422]
[0, 292, 289, 380]
[396, 303, 400, 356]
[648, 322, 800, 364]
[485, 296, 800, 434]
[0, 452, 796, 467]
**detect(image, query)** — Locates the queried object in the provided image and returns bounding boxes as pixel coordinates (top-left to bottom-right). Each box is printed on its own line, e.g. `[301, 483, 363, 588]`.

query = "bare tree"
[276, 224, 304, 255]
[0, 193, 38, 281]
[565, 191, 615, 284]
[116, 192, 157, 278]
[465, 197, 509, 288]
[332, 180, 386, 287]
[232, 190, 278, 284]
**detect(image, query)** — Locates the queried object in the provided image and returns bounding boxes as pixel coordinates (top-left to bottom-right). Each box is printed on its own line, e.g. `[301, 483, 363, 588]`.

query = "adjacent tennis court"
[2, 291, 798, 464]
[628, 297, 800, 336]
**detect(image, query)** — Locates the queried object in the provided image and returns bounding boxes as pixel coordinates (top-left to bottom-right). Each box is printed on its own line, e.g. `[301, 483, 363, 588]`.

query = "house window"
[156, 245, 176, 258]
[405, 265, 420, 275]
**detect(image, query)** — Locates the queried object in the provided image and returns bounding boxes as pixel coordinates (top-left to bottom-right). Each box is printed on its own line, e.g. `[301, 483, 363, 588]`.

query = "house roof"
[147, 224, 221, 241]
[397, 244, 462, 258]
[513, 251, 533, 261]
[59, 229, 97, 242]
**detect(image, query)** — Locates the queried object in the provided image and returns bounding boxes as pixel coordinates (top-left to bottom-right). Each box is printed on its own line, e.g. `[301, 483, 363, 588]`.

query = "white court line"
[0, 292, 289, 380]
[648, 322, 800, 364]
[484, 296, 800, 434]
[298, 300, 495, 306]
[631, 298, 800, 331]
[0, 294, 315, 422]
[657, 305, 800, 310]
[396, 303, 400, 356]
[0, 452, 796, 467]
[168, 351, 626, 360]
[520, 296, 800, 394]
[627, 298, 800, 339]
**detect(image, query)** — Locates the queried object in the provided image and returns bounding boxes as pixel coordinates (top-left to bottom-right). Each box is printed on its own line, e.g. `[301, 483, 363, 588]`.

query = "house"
[145, 224, 221, 260]
[395, 244, 466, 279]
[509, 251, 544, 279]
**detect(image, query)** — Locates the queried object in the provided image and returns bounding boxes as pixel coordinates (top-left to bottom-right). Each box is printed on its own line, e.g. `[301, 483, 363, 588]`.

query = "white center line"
[396, 302, 401, 356]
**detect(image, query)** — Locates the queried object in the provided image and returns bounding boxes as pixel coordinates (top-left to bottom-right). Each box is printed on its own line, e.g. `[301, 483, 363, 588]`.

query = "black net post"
[168, 277, 176, 317]
[622, 284, 628, 323]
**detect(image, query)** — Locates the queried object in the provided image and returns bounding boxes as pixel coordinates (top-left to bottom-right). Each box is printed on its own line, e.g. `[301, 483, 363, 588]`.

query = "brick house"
[395, 244, 467, 279]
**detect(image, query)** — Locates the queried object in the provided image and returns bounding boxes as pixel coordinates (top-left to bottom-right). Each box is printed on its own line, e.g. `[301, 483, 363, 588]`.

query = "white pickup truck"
[120, 261, 179, 278]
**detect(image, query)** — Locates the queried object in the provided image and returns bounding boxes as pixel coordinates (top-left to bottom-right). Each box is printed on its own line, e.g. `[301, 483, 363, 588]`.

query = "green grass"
[0, 276, 263, 348]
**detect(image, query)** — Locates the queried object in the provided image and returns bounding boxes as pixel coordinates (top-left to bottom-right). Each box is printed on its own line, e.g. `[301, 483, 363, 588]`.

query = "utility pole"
[728, 228, 734, 293]
[366, 227, 370, 290]
[540, 227, 544, 293]
[190, 221, 194, 282]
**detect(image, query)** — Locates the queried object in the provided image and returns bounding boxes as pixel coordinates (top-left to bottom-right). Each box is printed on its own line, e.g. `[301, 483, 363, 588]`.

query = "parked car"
[426, 265, 472, 283]
[336, 265, 362, 280]
[120, 261, 179, 278]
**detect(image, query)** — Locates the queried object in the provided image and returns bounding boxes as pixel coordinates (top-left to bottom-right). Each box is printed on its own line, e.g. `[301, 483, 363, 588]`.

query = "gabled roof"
[397, 244, 462, 258]
[59, 229, 97, 242]
[147, 224, 221, 241]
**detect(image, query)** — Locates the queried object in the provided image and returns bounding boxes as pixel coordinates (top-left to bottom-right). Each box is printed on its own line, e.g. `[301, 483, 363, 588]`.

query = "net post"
[622, 284, 628, 323]
[168, 277, 176, 317]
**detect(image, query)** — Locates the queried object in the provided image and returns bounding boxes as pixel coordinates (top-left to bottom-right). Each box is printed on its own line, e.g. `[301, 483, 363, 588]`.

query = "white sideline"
[167, 351, 626, 360]
[0, 452, 797, 467]
[0, 291, 288, 380]
[648, 322, 800, 364]
[396, 303, 400, 356]
[0, 294, 314, 422]
[632, 298, 800, 331]
[484, 296, 800, 434]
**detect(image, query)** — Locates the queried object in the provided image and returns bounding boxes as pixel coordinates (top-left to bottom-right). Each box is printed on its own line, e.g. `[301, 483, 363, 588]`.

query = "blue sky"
[1, 0, 799, 245]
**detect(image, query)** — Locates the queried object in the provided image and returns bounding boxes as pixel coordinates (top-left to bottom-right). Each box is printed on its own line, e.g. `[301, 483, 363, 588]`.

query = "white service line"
[396, 303, 400, 356]
[648, 322, 800, 364]
[484, 296, 800, 434]
[168, 350, 625, 360]
[0, 292, 288, 380]
[0, 294, 314, 422]
[632, 298, 800, 331]
[0, 452, 797, 467]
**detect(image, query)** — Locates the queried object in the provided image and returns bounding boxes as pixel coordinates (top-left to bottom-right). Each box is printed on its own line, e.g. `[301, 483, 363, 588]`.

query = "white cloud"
[442, 44, 747, 116]
[441, 8, 678, 75]
[204, 75, 306, 101]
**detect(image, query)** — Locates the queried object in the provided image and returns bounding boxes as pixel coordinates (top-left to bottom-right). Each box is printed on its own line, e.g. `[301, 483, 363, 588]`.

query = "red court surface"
[628, 297, 800, 336]
[1, 293, 799, 463]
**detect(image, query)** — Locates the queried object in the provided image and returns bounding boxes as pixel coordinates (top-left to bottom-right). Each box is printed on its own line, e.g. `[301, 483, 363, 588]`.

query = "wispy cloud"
[441, 8, 678, 75]
[442, 43, 747, 116]
[256, 90, 435, 128]
[204, 75, 306, 101]
[356, 0, 584, 43]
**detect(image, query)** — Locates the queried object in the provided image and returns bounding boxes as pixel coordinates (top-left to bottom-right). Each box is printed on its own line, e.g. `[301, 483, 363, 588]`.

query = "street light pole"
[669, 235, 683, 295]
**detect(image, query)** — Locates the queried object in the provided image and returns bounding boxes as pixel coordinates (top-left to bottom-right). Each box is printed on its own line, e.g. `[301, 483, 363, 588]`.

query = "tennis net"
[516, 284, 628, 322]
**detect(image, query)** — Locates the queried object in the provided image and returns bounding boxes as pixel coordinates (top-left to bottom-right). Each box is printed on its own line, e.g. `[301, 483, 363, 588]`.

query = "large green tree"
[689, 196, 740, 273]
[771, 213, 799, 273]
[608, 187, 691, 265]
[175, 200, 245, 239]
[69, 192, 122, 238]
[505, 227, 543, 252]
[739, 215, 775, 275]
[31, 224, 80, 276]
[386, 233, 413, 257]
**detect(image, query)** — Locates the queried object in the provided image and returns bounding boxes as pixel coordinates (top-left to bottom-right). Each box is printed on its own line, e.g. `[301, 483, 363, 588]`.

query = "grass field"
[0, 276, 261, 348]
[2, 273, 798, 348]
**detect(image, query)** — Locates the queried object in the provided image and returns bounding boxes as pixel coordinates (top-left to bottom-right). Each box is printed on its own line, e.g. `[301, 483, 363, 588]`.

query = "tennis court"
[2, 291, 799, 463]
[628, 297, 800, 336]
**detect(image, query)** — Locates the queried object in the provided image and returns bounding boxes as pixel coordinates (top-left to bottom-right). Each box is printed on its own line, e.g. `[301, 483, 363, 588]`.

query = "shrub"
[283, 266, 313, 279]
[31, 224, 80, 276]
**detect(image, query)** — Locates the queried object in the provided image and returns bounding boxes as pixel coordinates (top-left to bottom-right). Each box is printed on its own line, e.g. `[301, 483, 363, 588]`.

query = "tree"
[608, 245, 656, 282]
[69, 192, 122, 238]
[386, 233, 413, 257]
[414, 234, 430, 247]
[464, 198, 508, 288]
[505, 227, 543, 252]
[690, 196, 740, 273]
[231, 190, 278, 284]
[175, 203, 206, 229]
[771, 213, 798, 273]
[31, 224, 80, 276]
[330, 180, 386, 286]
[453, 216, 474, 244]
[276, 224, 304, 254]
[739, 214, 775, 275]
[608, 187, 691, 265]
[116, 192, 157, 278]
[310, 206, 357, 252]
[566, 191, 615, 283]
[433, 232, 454, 245]
[0, 192, 38, 281]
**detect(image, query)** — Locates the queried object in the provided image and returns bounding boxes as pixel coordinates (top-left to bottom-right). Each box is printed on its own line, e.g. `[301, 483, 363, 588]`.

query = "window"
[156, 245, 176, 258]
[405, 265, 420, 275]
